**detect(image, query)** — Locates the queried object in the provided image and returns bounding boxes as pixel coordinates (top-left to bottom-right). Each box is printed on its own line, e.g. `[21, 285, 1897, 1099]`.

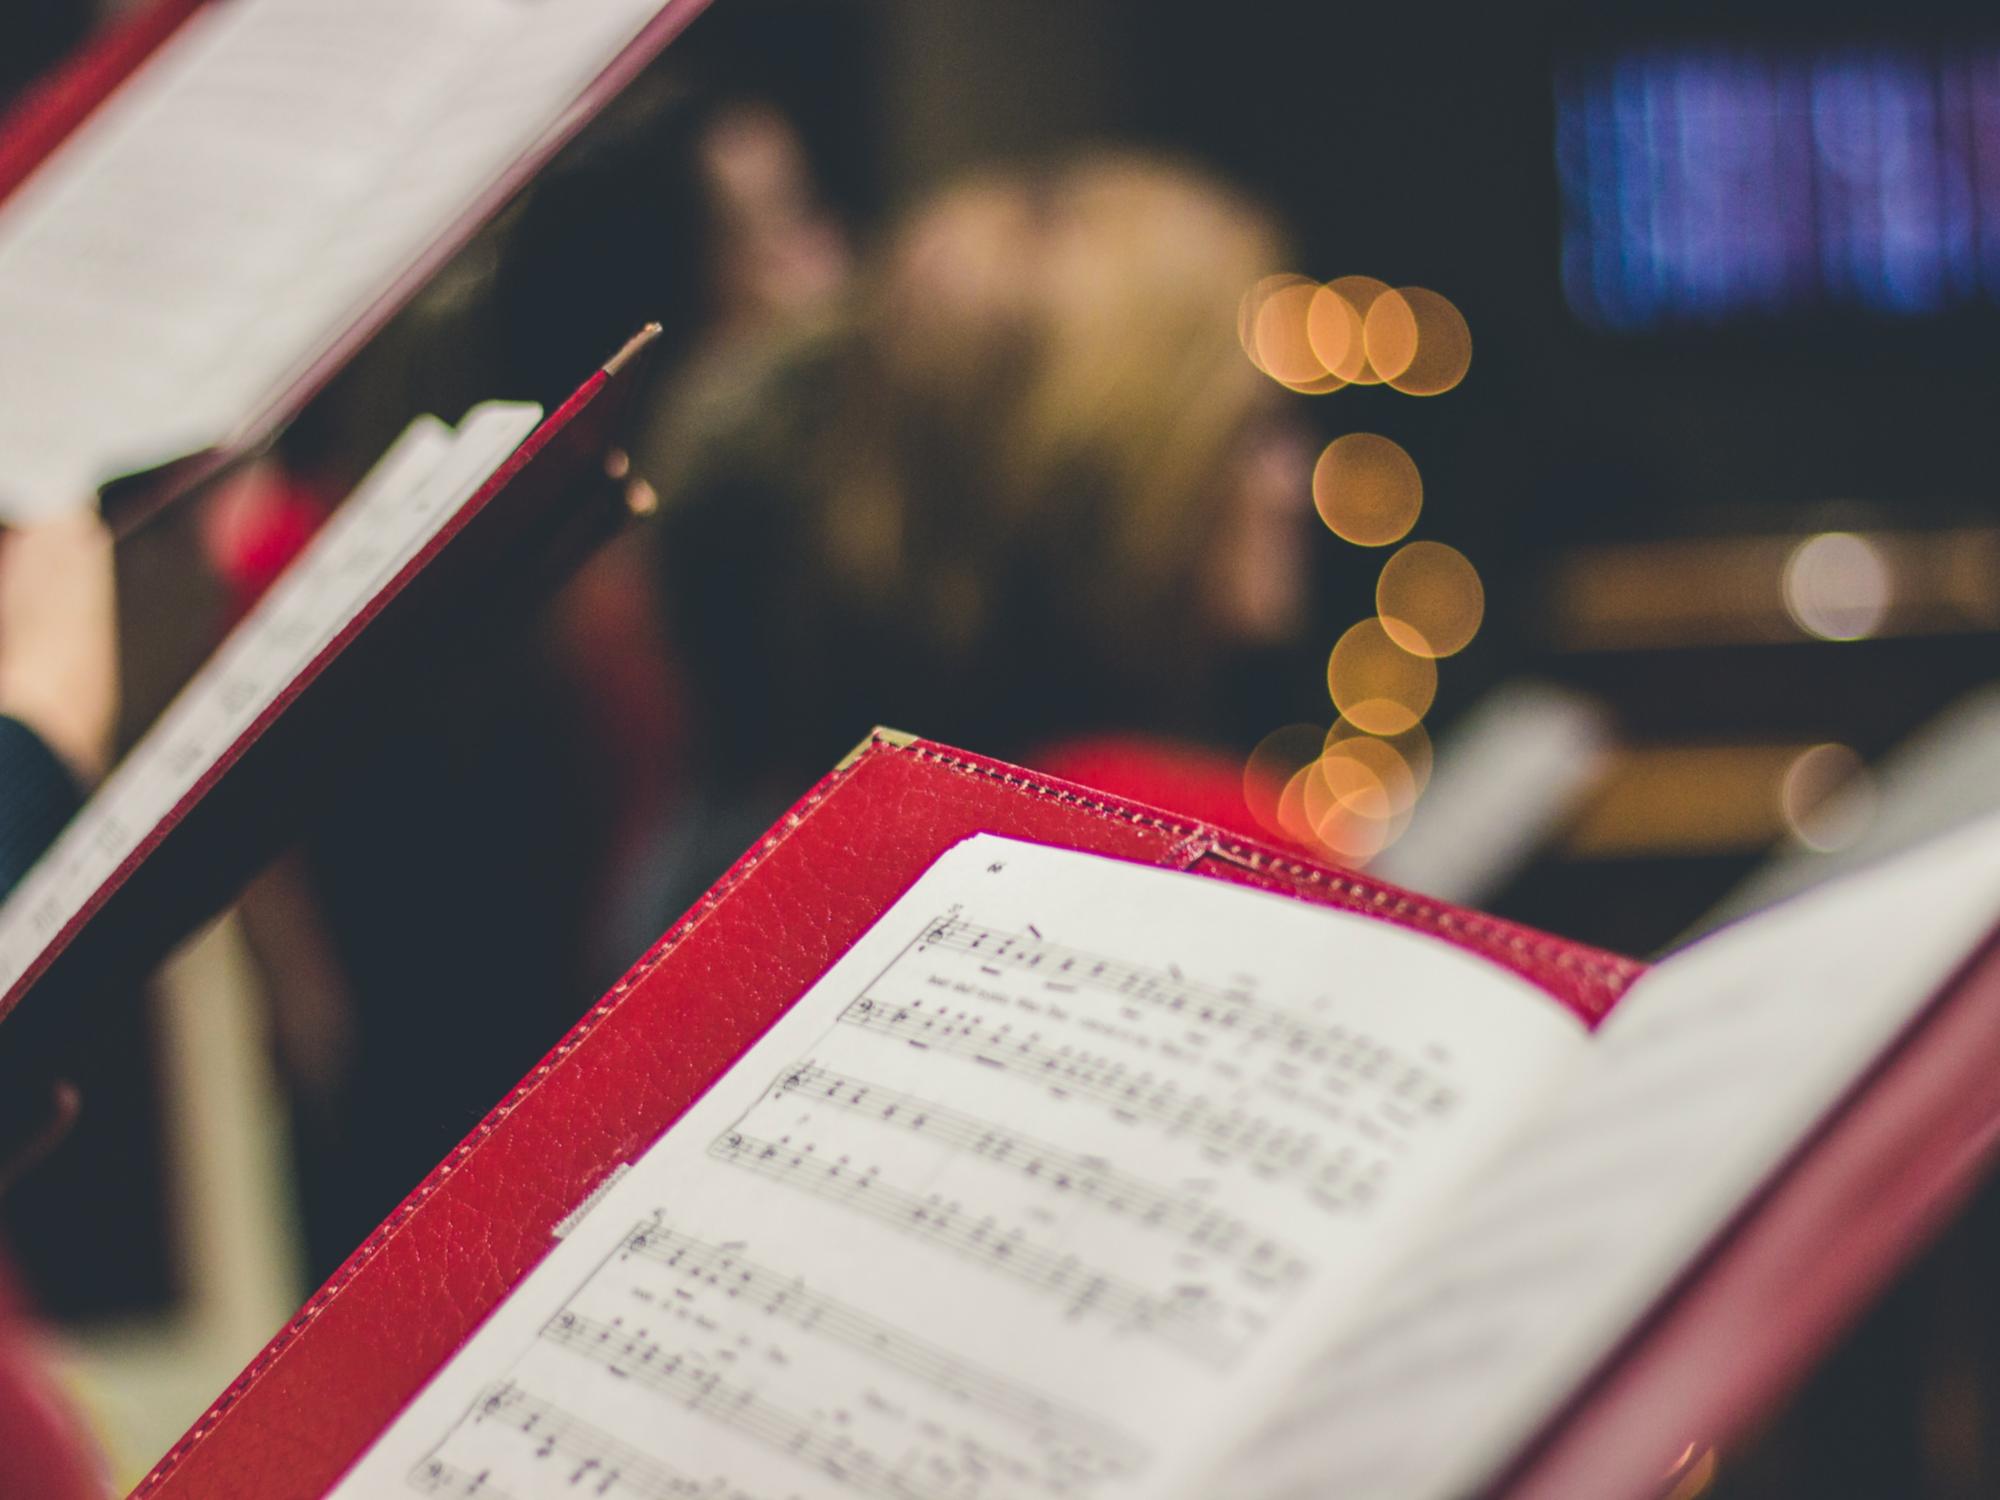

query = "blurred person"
[637, 152, 1317, 919]
[699, 100, 851, 347]
[0, 512, 119, 1500]
[0, 512, 116, 1170]
[491, 84, 849, 417]
[0, 513, 116, 889]
[495, 82, 853, 885]
[230, 79, 856, 1282]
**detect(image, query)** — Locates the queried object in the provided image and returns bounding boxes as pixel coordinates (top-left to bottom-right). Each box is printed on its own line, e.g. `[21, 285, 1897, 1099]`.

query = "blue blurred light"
[1556, 45, 2000, 328]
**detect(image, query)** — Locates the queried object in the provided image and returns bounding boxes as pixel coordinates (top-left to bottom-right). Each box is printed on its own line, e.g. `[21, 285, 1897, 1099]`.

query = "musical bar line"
[708, 1129, 1238, 1366]
[838, 996, 1392, 1213]
[406, 1457, 523, 1499]
[914, 916, 1448, 1106]
[767, 1063, 1308, 1287]
[619, 1219, 1147, 1474]
[540, 1310, 1031, 1500]
[412, 1380, 761, 1500]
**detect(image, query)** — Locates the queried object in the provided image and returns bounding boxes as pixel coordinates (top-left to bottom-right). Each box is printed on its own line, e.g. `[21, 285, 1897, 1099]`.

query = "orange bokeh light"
[1360, 290, 1419, 382]
[1327, 618, 1437, 735]
[1238, 274, 1307, 372]
[1311, 799, 1401, 862]
[1321, 732, 1420, 816]
[1373, 286, 1472, 396]
[1275, 762, 1320, 846]
[1312, 433, 1422, 546]
[1243, 275, 1340, 390]
[1376, 540, 1485, 658]
[1244, 723, 1327, 837]
[1305, 766, 1394, 862]
[1305, 286, 1361, 382]
[1330, 720, 1432, 805]
[1316, 276, 1396, 384]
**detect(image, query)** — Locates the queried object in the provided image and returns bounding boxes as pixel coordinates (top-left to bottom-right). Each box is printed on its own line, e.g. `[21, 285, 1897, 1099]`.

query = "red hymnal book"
[100, 728, 2000, 1500]
[0, 0, 707, 530]
[0, 327, 660, 1055]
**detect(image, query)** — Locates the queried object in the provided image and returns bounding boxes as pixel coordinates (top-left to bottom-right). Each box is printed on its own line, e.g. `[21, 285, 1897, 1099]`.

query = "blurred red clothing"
[0, 1260, 104, 1499]
[198, 466, 331, 622]
[1030, 734, 1282, 849]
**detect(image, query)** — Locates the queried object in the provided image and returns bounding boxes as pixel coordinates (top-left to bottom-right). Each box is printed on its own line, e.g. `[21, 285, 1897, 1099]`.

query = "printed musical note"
[539, 1311, 1040, 1500]
[406, 1456, 521, 1498]
[708, 1130, 1239, 1366]
[838, 996, 1393, 1213]
[917, 917, 1450, 1109]
[762, 1064, 1308, 1287]
[616, 1220, 1147, 1476]
[410, 1380, 761, 1500]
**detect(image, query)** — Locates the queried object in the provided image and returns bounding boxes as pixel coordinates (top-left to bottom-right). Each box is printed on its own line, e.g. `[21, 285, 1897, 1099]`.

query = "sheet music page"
[0, 400, 541, 1003]
[1211, 811, 2000, 1499]
[0, 0, 664, 520]
[330, 835, 1587, 1500]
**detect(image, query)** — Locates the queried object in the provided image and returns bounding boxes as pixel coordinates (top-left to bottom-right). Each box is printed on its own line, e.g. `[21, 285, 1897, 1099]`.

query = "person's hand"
[0, 514, 118, 785]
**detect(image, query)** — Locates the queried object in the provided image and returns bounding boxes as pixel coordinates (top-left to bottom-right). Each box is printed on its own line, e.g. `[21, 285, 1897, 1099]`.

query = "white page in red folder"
[320, 811, 2000, 1500]
[329, 835, 1589, 1500]
[0, 0, 671, 521]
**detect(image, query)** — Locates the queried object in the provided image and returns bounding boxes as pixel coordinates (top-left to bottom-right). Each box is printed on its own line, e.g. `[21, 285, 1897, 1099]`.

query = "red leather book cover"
[1502, 918, 2000, 1500]
[129, 730, 1643, 1498]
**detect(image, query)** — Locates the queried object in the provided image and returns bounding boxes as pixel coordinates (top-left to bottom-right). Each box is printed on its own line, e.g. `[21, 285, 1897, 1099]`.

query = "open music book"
[0, 0, 699, 523]
[282, 802, 2000, 1499]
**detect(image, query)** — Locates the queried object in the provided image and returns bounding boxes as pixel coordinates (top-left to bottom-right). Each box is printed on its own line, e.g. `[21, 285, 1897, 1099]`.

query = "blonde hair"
[819, 154, 1285, 699]
[653, 152, 1288, 774]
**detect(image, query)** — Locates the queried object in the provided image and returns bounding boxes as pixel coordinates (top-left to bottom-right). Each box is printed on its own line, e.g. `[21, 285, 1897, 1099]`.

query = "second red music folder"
[0, 327, 662, 1052]
[0, 0, 709, 530]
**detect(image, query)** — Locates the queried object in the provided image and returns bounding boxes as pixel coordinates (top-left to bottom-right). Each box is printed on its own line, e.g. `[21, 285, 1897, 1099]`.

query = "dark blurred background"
[9, 0, 2000, 1493]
